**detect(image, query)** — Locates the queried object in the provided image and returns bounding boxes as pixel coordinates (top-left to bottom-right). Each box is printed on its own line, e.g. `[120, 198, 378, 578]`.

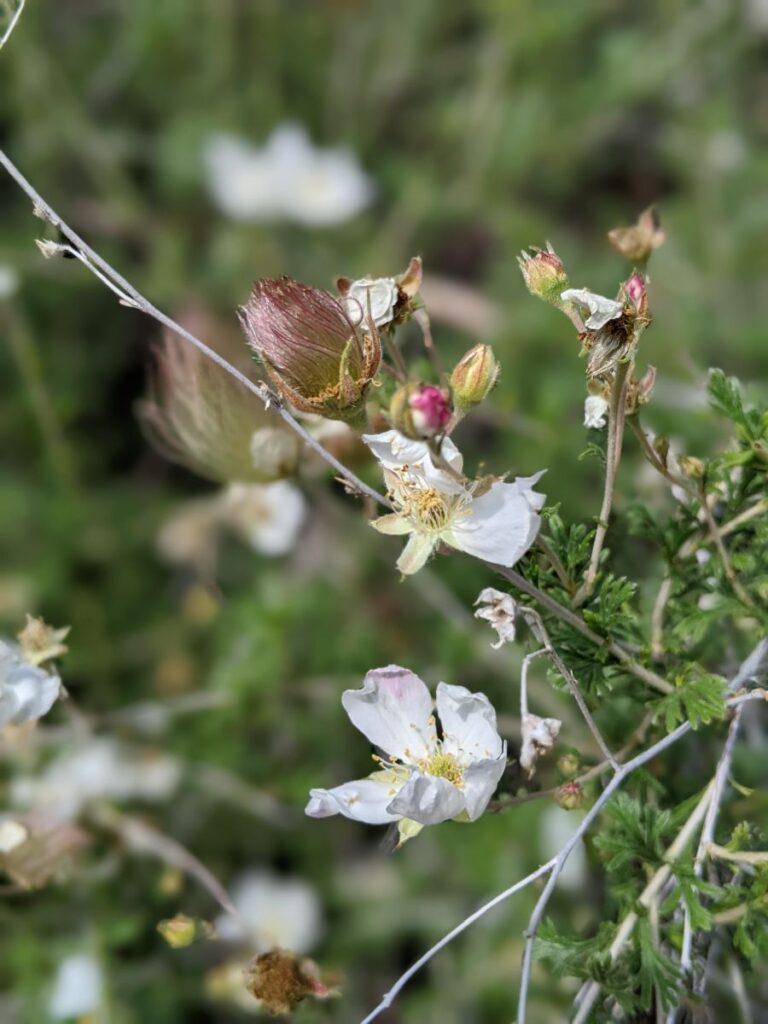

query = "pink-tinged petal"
[388, 771, 466, 825]
[447, 481, 542, 567]
[436, 683, 504, 761]
[305, 778, 400, 824]
[396, 533, 435, 575]
[341, 666, 434, 762]
[461, 753, 507, 820]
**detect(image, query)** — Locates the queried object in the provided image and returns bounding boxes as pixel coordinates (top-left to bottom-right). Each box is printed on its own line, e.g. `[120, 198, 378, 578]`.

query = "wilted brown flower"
[607, 206, 665, 263]
[239, 277, 381, 423]
[245, 950, 316, 1016]
[138, 332, 300, 484]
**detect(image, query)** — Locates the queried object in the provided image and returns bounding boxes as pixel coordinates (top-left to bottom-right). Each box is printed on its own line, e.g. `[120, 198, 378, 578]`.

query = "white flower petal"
[305, 778, 400, 824]
[370, 513, 413, 536]
[584, 394, 609, 429]
[387, 771, 466, 825]
[461, 754, 507, 820]
[396, 532, 435, 575]
[447, 480, 542, 567]
[0, 642, 61, 728]
[341, 666, 434, 762]
[362, 430, 464, 493]
[436, 683, 504, 762]
[560, 288, 624, 330]
[48, 954, 103, 1020]
[344, 277, 399, 327]
[220, 481, 305, 556]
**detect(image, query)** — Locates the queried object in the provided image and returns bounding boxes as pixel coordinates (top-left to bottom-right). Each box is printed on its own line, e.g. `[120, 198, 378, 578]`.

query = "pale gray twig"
[0, 149, 388, 508]
[0, 0, 25, 51]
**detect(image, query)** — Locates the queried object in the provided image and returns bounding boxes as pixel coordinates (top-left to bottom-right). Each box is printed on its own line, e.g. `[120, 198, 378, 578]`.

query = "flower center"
[420, 751, 464, 787]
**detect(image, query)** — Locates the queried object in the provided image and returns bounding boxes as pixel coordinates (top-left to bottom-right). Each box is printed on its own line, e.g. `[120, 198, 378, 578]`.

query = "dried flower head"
[519, 714, 562, 777]
[607, 206, 665, 263]
[474, 588, 518, 649]
[240, 277, 380, 423]
[245, 950, 316, 1016]
[139, 332, 299, 484]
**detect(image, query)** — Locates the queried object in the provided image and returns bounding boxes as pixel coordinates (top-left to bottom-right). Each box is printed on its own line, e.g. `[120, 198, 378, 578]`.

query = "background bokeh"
[1, 1, 767, 1021]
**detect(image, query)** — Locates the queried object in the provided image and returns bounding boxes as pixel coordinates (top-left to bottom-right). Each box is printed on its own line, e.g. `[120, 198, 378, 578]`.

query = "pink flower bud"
[623, 272, 648, 317]
[239, 277, 381, 423]
[408, 385, 452, 436]
[389, 383, 452, 439]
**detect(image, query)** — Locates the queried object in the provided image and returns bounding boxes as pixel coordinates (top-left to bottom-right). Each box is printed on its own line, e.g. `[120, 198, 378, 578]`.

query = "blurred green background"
[1, 1, 767, 1021]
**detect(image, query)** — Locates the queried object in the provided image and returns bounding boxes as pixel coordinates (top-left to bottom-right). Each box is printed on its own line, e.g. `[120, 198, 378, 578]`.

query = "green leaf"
[636, 917, 681, 1012]
[651, 671, 727, 731]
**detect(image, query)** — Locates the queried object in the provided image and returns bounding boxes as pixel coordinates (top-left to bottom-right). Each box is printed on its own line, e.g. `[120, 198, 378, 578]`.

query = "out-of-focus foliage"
[1, 1, 767, 1021]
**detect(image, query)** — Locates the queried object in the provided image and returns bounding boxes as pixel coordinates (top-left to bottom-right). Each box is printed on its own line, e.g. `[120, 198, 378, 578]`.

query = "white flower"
[560, 288, 624, 330]
[202, 124, 374, 227]
[343, 276, 399, 328]
[48, 954, 104, 1020]
[519, 714, 561, 777]
[11, 738, 180, 821]
[0, 640, 60, 728]
[0, 264, 19, 301]
[583, 394, 609, 429]
[306, 666, 507, 827]
[474, 588, 518, 649]
[363, 430, 545, 576]
[0, 819, 28, 853]
[215, 872, 322, 954]
[220, 481, 306, 556]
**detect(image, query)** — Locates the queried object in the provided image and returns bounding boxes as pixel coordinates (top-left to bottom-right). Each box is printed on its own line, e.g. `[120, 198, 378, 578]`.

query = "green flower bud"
[449, 343, 500, 414]
[517, 243, 569, 304]
[554, 781, 583, 810]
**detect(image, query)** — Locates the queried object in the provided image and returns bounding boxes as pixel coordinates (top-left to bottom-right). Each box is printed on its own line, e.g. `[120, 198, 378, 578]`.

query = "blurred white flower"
[474, 588, 518, 649]
[343, 276, 399, 328]
[364, 430, 545, 576]
[12, 738, 180, 821]
[0, 818, 28, 853]
[157, 481, 306, 571]
[48, 953, 104, 1020]
[306, 665, 507, 827]
[583, 394, 609, 429]
[0, 640, 60, 729]
[561, 288, 623, 331]
[216, 872, 322, 954]
[220, 481, 306, 556]
[202, 124, 374, 227]
[539, 806, 587, 892]
[0, 264, 19, 300]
